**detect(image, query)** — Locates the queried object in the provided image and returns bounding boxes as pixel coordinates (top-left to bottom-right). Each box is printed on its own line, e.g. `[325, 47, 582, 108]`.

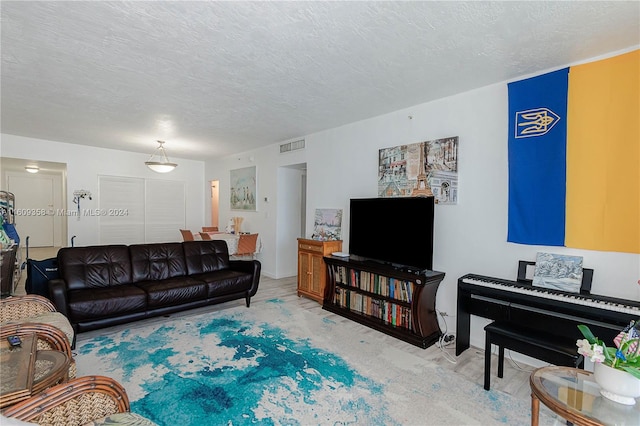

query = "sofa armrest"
[229, 259, 261, 297]
[48, 278, 70, 318]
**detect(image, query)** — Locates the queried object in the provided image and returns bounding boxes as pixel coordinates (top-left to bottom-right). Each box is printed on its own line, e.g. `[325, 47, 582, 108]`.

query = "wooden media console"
[323, 254, 445, 348]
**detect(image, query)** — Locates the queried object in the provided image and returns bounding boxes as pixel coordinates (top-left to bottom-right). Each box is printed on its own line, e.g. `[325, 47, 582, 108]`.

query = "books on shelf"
[335, 266, 414, 302]
[333, 267, 415, 331]
[323, 256, 445, 349]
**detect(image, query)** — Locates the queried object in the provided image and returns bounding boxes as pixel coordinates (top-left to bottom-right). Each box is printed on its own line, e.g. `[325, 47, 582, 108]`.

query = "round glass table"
[530, 366, 640, 426]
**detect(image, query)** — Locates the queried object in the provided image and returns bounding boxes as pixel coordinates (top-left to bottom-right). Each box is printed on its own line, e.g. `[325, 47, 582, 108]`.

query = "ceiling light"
[25, 166, 39, 173]
[145, 140, 177, 173]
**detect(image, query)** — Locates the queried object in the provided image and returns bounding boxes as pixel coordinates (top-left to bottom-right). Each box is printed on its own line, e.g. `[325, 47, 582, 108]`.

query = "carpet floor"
[75, 297, 554, 425]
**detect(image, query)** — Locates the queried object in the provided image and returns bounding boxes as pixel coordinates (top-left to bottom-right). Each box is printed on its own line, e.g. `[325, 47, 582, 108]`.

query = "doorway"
[1, 158, 66, 248]
[275, 163, 306, 278]
[210, 180, 219, 229]
[7, 174, 56, 246]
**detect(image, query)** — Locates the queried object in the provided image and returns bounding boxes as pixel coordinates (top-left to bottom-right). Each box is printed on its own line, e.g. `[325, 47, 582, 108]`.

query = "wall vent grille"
[280, 139, 305, 153]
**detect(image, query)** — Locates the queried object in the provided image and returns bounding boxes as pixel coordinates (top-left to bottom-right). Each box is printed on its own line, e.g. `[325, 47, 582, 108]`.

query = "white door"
[210, 180, 219, 229]
[8, 174, 55, 247]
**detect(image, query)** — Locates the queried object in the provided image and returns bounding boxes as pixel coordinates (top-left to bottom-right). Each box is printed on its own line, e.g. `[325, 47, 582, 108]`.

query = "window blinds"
[99, 176, 185, 244]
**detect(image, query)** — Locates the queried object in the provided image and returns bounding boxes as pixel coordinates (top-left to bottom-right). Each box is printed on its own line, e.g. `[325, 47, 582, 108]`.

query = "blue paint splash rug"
[76, 299, 543, 425]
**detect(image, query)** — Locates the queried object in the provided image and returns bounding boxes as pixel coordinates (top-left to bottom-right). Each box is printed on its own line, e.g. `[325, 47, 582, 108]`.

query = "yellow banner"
[566, 50, 639, 253]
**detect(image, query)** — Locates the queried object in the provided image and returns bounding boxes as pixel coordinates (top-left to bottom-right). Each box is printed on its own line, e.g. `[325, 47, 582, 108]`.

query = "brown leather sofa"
[49, 240, 260, 333]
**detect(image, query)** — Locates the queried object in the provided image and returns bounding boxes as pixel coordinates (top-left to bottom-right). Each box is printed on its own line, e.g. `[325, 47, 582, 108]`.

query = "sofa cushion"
[135, 277, 207, 308]
[190, 270, 253, 298]
[183, 240, 230, 274]
[130, 243, 187, 282]
[58, 245, 132, 290]
[67, 286, 147, 321]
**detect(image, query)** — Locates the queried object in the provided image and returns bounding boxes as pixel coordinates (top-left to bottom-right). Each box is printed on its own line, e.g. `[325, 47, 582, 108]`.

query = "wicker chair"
[2, 375, 157, 425]
[0, 295, 75, 349]
[0, 322, 77, 382]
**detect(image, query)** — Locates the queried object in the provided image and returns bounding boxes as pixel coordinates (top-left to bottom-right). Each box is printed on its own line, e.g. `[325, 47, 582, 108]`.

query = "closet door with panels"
[99, 176, 185, 244]
[99, 176, 145, 244]
[145, 179, 185, 243]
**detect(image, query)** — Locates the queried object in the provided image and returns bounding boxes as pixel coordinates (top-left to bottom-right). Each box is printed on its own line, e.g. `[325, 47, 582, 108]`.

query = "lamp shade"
[145, 141, 177, 173]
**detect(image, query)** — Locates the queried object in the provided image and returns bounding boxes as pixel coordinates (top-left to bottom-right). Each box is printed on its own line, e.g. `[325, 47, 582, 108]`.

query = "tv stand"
[323, 255, 445, 349]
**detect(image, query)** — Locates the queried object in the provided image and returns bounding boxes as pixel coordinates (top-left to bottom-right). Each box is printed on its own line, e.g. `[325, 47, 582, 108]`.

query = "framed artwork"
[378, 136, 459, 204]
[532, 252, 584, 293]
[311, 208, 343, 241]
[230, 166, 257, 211]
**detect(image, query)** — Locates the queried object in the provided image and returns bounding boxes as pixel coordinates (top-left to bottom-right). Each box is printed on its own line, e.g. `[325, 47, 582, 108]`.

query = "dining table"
[199, 232, 262, 255]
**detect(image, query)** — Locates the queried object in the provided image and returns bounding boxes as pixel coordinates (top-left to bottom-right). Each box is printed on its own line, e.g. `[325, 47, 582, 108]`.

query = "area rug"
[75, 298, 549, 425]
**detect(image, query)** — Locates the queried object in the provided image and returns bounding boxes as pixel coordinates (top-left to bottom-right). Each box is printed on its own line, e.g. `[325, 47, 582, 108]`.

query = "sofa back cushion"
[130, 243, 187, 282]
[183, 240, 230, 274]
[58, 245, 132, 290]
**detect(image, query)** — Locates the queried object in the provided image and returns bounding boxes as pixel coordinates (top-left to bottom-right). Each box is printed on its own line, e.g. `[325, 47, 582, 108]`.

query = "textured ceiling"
[1, 1, 639, 160]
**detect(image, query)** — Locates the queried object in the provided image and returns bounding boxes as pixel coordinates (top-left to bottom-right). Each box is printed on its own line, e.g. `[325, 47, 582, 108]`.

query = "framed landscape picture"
[532, 252, 584, 293]
[311, 208, 343, 241]
[230, 166, 257, 211]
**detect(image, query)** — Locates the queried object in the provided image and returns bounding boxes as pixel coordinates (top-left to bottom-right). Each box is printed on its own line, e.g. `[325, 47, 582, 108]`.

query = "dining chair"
[202, 226, 218, 232]
[235, 233, 259, 259]
[179, 229, 194, 241]
[199, 232, 212, 240]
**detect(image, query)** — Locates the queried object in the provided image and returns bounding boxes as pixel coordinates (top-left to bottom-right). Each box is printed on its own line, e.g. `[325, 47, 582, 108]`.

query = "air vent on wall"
[280, 139, 305, 153]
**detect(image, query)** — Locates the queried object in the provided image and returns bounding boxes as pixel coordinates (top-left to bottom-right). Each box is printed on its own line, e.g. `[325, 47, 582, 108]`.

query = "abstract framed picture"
[230, 166, 257, 211]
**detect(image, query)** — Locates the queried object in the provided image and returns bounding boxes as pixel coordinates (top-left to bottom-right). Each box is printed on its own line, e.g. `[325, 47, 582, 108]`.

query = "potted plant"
[577, 320, 640, 405]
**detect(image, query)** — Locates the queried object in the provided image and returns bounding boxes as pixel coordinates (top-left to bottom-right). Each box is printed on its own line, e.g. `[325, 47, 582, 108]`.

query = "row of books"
[334, 266, 415, 302]
[334, 288, 413, 330]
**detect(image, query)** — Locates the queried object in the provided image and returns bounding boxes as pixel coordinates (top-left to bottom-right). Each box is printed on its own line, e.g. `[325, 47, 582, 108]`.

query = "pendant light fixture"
[145, 140, 177, 173]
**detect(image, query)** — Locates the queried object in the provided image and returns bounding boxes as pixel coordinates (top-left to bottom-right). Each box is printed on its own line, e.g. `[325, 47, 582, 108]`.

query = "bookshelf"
[323, 255, 445, 348]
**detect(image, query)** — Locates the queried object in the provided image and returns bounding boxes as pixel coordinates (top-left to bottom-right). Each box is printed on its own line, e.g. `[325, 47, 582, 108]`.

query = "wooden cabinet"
[297, 238, 342, 303]
[323, 255, 445, 348]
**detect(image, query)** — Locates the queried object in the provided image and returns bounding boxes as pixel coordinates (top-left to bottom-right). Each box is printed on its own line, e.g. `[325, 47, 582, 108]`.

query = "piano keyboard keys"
[461, 275, 640, 316]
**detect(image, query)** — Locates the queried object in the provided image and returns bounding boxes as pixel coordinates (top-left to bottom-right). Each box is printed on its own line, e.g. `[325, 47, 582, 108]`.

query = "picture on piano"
[532, 252, 584, 293]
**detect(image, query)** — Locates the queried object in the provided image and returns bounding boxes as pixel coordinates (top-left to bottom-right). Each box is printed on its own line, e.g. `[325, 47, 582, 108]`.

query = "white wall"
[1, 134, 206, 246]
[207, 73, 640, 356]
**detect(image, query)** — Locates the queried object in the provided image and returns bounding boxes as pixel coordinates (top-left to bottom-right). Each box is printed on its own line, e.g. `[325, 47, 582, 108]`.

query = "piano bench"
[483, 321, 584, 391]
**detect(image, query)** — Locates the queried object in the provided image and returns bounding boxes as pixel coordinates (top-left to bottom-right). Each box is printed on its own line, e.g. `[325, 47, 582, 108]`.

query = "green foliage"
[577, 322, 640, 381]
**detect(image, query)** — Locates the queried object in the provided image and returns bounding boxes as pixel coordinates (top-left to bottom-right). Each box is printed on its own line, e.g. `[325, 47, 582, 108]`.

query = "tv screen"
[349, 197, 434, 271]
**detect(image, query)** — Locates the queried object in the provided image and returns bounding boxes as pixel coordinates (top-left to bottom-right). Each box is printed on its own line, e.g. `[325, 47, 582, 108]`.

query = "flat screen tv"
[349, 196, 434, 271]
